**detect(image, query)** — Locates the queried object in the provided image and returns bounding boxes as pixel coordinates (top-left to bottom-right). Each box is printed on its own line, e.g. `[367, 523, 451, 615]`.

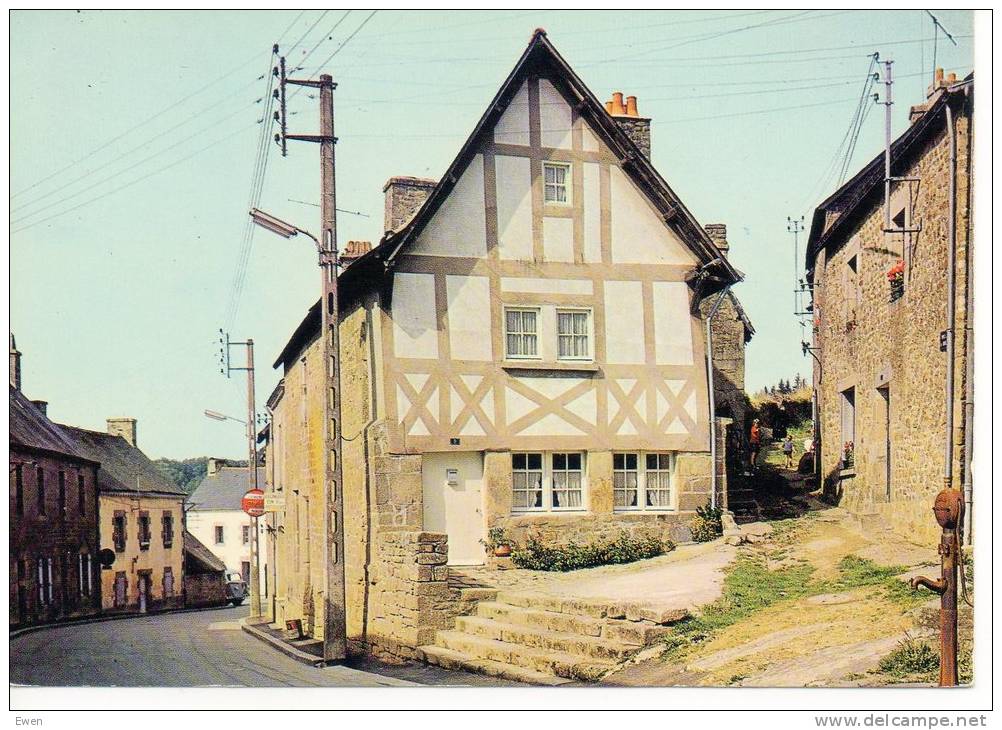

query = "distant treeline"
[153, 457, 249, 495]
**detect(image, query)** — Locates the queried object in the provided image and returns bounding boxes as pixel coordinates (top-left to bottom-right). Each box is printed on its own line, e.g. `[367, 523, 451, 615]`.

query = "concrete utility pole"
[218, 331, 263, 618]
[280, 64, 347, 662]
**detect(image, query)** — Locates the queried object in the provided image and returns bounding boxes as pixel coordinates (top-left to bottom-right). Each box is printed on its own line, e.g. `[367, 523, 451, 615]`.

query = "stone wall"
[700, 292, 751, 448]
[613, 117, 651, 159]
[812, 93, 972, 545]
[357, 529, 456, 661]
[184, 573, 226, 608]
[383, 176, 436, 233]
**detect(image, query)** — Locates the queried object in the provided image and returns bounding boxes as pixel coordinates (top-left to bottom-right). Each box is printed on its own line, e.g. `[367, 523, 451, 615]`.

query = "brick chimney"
[704, 223, 729, 259]
[340, 240, 372, 267]
[9, 332, 21, 391]
[910, 68, 958, 123]
[383, 176, 436, 233]
[31, 400, 47, 417]
[107, 418, 137, 447]
[605, 91, 651, 159]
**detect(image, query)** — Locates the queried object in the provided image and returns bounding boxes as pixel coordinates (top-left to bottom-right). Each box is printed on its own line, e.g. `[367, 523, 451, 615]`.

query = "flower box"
[887, 259, 905, 302]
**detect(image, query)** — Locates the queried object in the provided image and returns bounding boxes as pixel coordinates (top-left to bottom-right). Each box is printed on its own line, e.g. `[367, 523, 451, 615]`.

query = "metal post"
[246, 339, 261, 618]
[883, 60, 894, 231]
[319, 73, 347, 662]
[910, 488, 963, 686]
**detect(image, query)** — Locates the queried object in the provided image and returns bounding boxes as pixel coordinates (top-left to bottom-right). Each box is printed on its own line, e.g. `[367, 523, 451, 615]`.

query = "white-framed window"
[511, 451, 585, 513]
[543, 162, 571, 204]
[551, 453, 584, 509]
[512, 452, 543, 510]
[214, 525, 225, 545]
[557, 309, 591, 360]
[613, 452, 675, 511]
[505, 307, 540, 359]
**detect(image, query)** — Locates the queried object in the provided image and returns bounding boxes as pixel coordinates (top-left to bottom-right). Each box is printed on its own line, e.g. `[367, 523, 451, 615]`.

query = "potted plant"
[887, 259, 905, 301]
[481, 526, 515, 557]
[843, 440, 855, 469]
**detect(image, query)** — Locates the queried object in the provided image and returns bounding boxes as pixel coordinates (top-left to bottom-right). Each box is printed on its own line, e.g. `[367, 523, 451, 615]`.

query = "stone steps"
[455, 615, 636, 662]
[433, 630, 615, 681]
[416, 645, 572, 686]
[476, 600, 672, 646]
[416, 588, 687, 685]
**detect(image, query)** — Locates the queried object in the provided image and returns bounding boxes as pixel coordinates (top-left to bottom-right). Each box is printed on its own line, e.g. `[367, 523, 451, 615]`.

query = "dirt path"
[603, 502, 945, 688]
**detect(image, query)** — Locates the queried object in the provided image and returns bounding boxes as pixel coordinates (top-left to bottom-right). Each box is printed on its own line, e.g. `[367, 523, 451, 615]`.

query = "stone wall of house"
[812, 95, 972, 545]
[482, 422, 729, 548]
[183, 573, 226, 608]
[356, 529, 455, 662]
[700, 292, 751, 445]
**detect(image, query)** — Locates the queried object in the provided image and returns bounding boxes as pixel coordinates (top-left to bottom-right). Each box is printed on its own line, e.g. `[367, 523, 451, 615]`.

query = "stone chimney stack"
[31, 400, 48, 417]
[107, 418, 137, 447]
[207, 457, 222, 476]
[383, 177, 437, 233]
[605, 91, 651, 159]
[704, 223, 729, 259]
[9, 333, 21, 391]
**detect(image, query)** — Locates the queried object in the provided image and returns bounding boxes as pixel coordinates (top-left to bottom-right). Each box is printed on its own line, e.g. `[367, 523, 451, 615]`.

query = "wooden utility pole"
[245, 339, 261, 619]
[281, 66, 347, 662]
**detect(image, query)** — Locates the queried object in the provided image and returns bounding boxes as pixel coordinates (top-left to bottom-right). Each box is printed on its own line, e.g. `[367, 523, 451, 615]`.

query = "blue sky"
[9, 9, 975, 459]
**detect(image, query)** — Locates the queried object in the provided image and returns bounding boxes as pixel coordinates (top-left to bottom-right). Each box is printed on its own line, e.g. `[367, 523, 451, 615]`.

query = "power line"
[286, 10, 331, 55]
[10, 48, 268, 201]
[292, 10, 353, 70]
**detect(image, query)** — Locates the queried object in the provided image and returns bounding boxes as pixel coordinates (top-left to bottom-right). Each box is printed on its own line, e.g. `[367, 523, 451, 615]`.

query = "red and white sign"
[242, 488, 265, 517]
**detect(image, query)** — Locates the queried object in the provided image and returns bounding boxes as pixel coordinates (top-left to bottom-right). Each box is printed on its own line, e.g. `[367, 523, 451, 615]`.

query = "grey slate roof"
[59, 424, 186, 497]
[9, 385, 95, 463]
[183, 530, 226, 573]
[187, 466, 265, 511]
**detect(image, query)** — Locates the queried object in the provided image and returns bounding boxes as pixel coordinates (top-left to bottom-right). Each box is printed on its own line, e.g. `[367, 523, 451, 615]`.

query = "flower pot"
[494, 544, 512, 558]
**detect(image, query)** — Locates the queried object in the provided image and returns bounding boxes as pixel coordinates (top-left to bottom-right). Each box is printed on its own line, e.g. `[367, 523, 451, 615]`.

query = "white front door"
[422, 452, 485, 566]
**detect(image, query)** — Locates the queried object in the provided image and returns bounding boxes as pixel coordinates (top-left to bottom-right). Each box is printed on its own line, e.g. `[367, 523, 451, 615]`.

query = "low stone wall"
[499, 512, 691, 550]
[184, 574, 227, 608]
[360, 529, 460, 662]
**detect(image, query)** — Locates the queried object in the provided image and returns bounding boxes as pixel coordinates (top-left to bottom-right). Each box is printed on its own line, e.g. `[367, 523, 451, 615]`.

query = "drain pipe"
[943, 102, 958, 496]
[705, 284, 733, 511]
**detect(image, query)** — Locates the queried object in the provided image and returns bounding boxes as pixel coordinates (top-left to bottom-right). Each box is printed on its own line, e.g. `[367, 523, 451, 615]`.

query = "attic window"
[543, 162, 570, 204]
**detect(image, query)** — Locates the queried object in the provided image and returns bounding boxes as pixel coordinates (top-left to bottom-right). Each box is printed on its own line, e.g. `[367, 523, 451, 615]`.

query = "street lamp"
[250, 203, 348, 663]
[203, 409, 246, 424]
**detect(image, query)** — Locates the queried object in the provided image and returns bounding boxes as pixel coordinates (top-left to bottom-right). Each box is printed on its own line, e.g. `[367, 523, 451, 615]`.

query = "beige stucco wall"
[99, 492, 184, 612]
[812, 96, 972, 545]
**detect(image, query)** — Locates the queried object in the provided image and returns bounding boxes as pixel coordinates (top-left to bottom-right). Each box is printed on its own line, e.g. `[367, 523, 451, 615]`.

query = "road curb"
[239, 617, 327, 668]
[9, 603, 237, 640]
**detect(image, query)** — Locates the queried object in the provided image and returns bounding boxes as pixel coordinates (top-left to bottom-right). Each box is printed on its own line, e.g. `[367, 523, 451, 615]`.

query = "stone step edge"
[416, 644, 572, 686]
[435, 630, 615, 681]
[476, 601, 649, 645]
[494, 591, 690, 625]
[455, 615, 637, 660]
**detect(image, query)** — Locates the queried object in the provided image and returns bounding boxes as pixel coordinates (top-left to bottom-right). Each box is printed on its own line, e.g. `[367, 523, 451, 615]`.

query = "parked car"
[225, 572, 248, 606]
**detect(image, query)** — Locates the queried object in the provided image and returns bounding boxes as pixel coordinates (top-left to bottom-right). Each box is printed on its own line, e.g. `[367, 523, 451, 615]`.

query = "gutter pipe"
[944, 103, 957, 496]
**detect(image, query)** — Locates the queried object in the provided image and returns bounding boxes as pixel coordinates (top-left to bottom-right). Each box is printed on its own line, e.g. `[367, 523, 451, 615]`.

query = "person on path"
[748, 419, 762, 470]
[782, 434, 795, 469]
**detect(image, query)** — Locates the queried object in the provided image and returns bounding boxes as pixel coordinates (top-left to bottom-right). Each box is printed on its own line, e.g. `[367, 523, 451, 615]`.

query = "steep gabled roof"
[275, 30, 741, 370]
[183, 530, 226, 573]
[805, 75, 973, 279]
[9, 385, 96, 465]
[59, 425, 186, 497]
[188, 465, 264, 511]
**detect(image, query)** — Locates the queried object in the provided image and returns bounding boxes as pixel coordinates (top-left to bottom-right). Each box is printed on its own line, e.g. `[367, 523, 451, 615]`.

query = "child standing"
[782, 434, 795, 469]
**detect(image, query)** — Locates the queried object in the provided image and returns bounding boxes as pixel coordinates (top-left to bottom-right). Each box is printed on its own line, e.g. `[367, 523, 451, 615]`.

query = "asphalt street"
[9, 606, 512, 687]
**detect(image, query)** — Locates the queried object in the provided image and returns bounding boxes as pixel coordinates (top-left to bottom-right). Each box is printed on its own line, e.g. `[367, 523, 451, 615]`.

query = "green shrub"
[878, 637, 939, 678]
[511, 531, 673, 572]
[689, 501, 724, 542]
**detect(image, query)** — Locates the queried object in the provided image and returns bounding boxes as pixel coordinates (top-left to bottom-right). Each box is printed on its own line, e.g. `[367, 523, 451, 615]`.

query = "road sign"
[242, 488, 265, 517]
[263, 493, 285, 512]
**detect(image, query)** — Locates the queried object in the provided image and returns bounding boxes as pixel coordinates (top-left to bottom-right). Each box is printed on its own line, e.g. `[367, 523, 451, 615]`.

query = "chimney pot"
[612, 91, 625, 115]
[935, 67, 945, 83]
[946, 72, 957, 85]
[31, 400, 48, 417]
[107, 417, 137, 447]
[625, 95, 638, 117]
[604, 100, 613, 115]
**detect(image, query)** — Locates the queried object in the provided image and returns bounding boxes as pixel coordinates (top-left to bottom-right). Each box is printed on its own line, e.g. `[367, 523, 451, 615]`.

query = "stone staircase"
[417, 588, 687, 686]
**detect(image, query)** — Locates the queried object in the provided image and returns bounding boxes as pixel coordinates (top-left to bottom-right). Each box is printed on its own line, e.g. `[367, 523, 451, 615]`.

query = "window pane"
[523, 310, 536, 333]
[625, 453, 637, 469]
[513, 453, 526, 470]
[527, 453, 542, 470]
[557, 312, 570, 334]
[567, 453, 581, 470]
[506, 310, 519, 331]
[553, 453, 566, 470]
[613, 453, 624, 470]
[660, 453, 671, 469]
[646, 454, 658, 470]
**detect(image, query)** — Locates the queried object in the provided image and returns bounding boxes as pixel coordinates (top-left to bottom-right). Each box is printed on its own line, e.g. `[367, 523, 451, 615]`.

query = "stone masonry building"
[805, 71, 973, 544]
[264, 31, 750, 663]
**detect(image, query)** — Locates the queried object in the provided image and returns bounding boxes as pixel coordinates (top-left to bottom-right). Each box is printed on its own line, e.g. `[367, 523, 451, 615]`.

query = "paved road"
[9, 606, 511, 687]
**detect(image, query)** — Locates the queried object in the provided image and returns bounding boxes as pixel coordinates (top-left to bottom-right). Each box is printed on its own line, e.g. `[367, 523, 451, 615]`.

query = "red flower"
[886, 260, 905, 279]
